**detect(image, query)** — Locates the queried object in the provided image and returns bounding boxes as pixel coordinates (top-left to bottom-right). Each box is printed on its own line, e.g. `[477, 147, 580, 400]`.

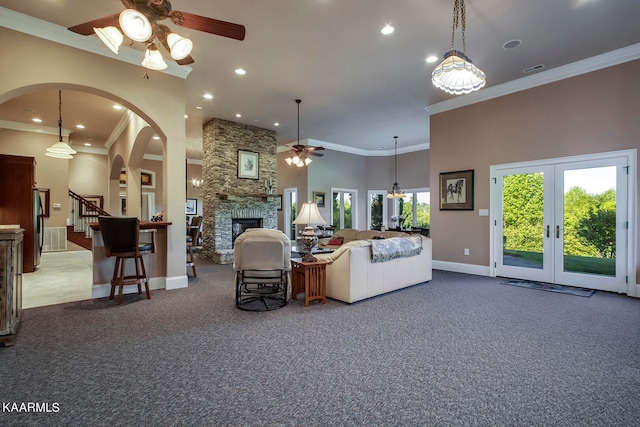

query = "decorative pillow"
[328, 237, 344, 246]
[372, 235, 385, 240]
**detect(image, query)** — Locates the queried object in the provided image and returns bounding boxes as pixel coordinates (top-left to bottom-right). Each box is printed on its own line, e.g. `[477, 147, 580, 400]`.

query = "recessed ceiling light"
[32, 118, 42, 123]
[235, 68, 246, 75]
[196, 106, 203, 110]
[84, 143, 92, 147]
[381, 24, 394, 35]
[152, 136, 160, 140]
[503, 39, 522, 49]
[76, 124, 85, 129]
[235, 113, 242, 118]
[426, 55, 438, 63]
[203, 93, 214, 100]
[184, 114, 188, 119]
[113, 104, 123, 110]
[274, 122, 280, 127]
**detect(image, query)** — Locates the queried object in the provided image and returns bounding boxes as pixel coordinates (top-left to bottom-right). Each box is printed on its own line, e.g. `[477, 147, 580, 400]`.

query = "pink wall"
[430, 60, 640, 282]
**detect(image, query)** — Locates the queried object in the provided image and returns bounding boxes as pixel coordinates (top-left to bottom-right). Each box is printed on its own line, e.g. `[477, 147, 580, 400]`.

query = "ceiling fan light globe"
[167, 33, 193, 60]
[285, 157, 293, 166]
[119, 9, 153, 42]
[291, 155, 301, 165]
[94, 26, 123, 54]
[304, 158, 312, 166]
[142, 47, 168, 70]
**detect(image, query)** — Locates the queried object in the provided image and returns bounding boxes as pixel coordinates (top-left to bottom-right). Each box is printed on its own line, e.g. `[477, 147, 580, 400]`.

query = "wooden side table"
[291, 258, 329, 307]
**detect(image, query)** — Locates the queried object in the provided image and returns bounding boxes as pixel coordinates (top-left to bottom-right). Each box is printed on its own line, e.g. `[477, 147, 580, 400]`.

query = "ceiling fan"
[67, 0, 245, 67]
[285, 99, 324, 167]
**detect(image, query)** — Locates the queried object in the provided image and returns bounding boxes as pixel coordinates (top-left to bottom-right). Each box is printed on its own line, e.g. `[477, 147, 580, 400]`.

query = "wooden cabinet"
[0, 227, 24, 347]
[0, 154, 38, 273]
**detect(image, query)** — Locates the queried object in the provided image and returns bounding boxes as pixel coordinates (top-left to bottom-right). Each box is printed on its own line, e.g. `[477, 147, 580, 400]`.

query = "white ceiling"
[1, 0, 639, 160]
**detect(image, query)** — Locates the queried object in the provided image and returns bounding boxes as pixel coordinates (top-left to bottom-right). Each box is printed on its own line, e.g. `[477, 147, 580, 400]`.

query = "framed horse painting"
[439, 169, 474, 210]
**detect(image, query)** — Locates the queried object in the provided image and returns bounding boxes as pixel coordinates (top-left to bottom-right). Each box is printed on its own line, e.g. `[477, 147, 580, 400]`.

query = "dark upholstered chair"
[233, 228, 291, 311]
[186, 215, 202, 277]
[98, 216, 155, 304]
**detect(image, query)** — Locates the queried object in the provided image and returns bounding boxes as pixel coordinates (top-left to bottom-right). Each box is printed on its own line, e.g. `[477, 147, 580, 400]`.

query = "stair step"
[67, 226, 92, 251]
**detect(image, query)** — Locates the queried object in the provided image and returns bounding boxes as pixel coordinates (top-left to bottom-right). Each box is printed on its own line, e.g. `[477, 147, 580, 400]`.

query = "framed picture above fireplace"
[237, 150, 259, 180]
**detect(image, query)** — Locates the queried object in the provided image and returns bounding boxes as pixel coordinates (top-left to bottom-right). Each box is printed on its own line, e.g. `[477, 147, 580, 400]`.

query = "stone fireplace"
[199, 118, 278, 264]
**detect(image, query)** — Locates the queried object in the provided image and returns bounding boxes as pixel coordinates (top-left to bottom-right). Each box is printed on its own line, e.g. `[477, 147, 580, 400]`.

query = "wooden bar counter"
[90, 221, 172, 286]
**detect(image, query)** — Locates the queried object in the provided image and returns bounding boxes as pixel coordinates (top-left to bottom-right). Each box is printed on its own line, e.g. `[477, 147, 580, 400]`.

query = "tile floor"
[22, 246, 93, 309]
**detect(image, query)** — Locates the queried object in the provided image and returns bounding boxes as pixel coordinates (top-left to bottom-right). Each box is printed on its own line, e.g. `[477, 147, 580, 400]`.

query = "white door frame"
[283, 187, 297, 240]
[490, 149, 637, 296]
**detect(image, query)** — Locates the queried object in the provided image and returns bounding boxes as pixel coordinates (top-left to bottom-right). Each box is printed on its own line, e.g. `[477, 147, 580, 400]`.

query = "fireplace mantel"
[216, 193, 276, 201]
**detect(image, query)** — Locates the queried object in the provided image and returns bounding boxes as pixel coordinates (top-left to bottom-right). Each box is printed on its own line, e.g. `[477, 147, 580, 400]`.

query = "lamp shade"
[432, 50, 486, 95]
[141, 46, 168, 70]
[167, 33, 193, 60]
[45, 151, 73, 159]
[94, 26, 123, 54]
[119, 9, 153, 42]
[46, 141, 77, 155]
[293, 202, 326, 226]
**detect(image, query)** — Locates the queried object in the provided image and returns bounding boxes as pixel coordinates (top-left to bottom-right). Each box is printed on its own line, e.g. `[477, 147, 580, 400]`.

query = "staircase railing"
[68, 190, 111, 239]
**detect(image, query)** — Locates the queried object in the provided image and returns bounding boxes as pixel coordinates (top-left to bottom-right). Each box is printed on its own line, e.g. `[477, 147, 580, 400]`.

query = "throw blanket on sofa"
[370, 235, 423, 263]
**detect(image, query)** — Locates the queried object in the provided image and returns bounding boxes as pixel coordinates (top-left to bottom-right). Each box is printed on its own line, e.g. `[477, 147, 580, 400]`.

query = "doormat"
[501, 279, 596, 297]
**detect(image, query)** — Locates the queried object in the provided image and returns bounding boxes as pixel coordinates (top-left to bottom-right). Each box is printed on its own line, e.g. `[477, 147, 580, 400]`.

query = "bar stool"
[98, 216, 155, 305]
[186, 215, 202, 277]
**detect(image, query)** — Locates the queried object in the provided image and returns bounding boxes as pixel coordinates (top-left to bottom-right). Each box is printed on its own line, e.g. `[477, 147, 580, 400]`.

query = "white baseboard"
[432, 260, 491, 277]
[166, 275, 188, 290]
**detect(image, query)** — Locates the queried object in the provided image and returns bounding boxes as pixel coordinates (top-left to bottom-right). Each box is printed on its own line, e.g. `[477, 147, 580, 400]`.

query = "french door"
[493, 153, 630, 293]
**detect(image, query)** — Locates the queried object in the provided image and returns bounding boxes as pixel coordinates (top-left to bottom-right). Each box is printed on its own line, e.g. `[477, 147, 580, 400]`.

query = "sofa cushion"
[328, 237, 344, 246]
[333, 228, 359, 241]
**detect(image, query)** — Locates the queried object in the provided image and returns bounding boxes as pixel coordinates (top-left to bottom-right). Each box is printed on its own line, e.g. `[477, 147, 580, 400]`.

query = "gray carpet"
[1, 264, 639, 427]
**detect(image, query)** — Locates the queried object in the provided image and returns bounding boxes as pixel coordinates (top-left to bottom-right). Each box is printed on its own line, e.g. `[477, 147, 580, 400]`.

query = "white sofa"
[314, 233, 432, 303]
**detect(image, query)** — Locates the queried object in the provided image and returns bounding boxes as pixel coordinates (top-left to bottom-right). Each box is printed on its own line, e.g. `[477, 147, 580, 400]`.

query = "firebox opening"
[231, 218, 263, 247]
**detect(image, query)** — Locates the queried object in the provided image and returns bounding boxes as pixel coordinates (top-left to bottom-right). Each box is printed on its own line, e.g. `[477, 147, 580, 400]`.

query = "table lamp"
[292, 202, 326, 262]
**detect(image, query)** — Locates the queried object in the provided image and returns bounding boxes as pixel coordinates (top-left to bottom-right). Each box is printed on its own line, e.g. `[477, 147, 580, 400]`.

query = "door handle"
[556, 225, 560, 238]
[546, 225, 550, 238]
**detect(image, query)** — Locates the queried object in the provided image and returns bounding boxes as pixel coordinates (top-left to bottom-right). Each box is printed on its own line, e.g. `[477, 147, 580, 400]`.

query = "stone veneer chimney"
[200, 118, 278, 264]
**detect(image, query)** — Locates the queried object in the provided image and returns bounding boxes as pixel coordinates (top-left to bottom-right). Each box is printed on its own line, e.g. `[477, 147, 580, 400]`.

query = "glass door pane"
[369, 193, 384, 230]
[502, 172, 545, 269]
[561, 166, 616, 276]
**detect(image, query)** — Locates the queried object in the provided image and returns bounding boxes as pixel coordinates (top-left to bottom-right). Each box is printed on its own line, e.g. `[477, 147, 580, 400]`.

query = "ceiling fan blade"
[176, 55, 195, 65]
[171, 11, 246, 41]
[68, 14, 120, 35]
[309, 152, 324, 157]
[305, 146, 325, 152]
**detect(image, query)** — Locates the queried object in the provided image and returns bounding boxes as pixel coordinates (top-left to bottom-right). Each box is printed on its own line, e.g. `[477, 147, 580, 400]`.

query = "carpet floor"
[1, 265, 639, 427]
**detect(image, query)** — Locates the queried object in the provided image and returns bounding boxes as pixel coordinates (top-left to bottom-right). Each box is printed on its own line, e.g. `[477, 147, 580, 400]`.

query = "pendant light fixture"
[46, 90, 77, 159]
[285, 99, 312, 167]
[387, 136, 406, 199]
[432, 0, 486, 95]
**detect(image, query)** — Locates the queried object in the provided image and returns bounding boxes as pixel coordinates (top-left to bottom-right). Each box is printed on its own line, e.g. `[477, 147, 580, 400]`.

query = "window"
[393, 189, 430, 230]
[367, 190, 387, 230]
[331, 188, 357, 231]
[284, 188, 297, 240]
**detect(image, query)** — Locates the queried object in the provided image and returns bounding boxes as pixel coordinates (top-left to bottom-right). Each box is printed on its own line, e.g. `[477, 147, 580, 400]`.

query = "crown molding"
[0, 119, 71, 137]
[428, 43, 640, 115]
[278, 138, 430, 157]
[0, 7, 192, 79]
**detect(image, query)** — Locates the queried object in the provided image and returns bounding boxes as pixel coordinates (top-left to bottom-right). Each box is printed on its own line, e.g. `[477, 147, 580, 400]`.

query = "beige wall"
[1, 27, 188, 284]
[430, 60, 640, 283]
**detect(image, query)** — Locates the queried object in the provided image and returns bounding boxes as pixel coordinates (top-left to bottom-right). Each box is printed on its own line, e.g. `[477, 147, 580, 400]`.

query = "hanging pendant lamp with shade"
[387, 136, 406, 199]
[432, 0, 486, 95]
[46, 90, 77, 159]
